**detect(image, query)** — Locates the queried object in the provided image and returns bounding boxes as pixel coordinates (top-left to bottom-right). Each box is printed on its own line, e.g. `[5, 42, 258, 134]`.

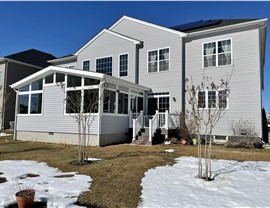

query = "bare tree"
[58, 79, 102, 164]
[185, 76, 230, 180]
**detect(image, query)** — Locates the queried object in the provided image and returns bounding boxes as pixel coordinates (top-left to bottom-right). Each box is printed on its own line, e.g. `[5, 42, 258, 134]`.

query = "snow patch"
[0, 133, 12, 137]
[164, 149, 174, 153]
[0, 160, 91, 207]
[85, 158, 102, 161]
[139, 156, 270, 208]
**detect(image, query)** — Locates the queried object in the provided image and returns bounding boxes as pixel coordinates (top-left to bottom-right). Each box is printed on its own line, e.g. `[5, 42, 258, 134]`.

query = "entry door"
[147, 98, 158, 115]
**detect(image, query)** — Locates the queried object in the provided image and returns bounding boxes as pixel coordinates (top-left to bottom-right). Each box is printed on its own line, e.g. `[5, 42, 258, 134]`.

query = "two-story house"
[0, 49, 56, 129]
[10, 16, 267, 146]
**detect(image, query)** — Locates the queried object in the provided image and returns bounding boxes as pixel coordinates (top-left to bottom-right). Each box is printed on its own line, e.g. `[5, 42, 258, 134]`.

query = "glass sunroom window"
[103, 89, 116, 113]
[19, 94, 29, 114]
[83, 89, 99, 113]
[67, 75, 81, 87]
[30, 93, 42, 114]
[118, 92, 128, 114]
[31, 79, 43, 91]
[66, 90, 81, 114]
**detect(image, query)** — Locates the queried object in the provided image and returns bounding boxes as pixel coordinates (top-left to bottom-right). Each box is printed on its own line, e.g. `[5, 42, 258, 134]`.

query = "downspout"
[13, 88, 18, 141]
[2, 60, 9, 130]
[97, 80, 105, 147]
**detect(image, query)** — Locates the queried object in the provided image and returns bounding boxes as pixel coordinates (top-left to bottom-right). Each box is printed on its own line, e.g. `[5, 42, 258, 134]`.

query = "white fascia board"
[0, 57, 43, 69]
[10, 66, 105, 89]
[104, 74, 150, 92]
[187, 18, 268, 37]
[74, 29, 142, 56]
[109, 15, 187, 37]
[48, 55, 77, 63]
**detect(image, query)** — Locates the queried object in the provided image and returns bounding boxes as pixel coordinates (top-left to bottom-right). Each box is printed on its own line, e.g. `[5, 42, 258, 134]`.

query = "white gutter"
[13, 88, 18, 141]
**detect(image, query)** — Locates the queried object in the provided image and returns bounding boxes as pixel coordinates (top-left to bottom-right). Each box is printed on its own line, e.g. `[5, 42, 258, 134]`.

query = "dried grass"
[0, 136, 270, 207]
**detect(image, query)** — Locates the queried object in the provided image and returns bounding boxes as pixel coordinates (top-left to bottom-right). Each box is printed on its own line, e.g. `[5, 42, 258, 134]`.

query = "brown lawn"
[0, 135, 269, 208]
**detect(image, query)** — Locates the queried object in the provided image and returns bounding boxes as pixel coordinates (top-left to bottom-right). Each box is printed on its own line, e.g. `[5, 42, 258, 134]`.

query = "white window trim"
[64, 76, 100, 116]
[118, 52, 129, 77]
[18, 81, 43, 116]
[44, 73, 56, 86]
[147, 47, 170, 73]
[95, 55, 113, 76]
[197, 89, 229, 110]
[146, 92, 171, 114]
[202, 38, 233, 69]
[82, 59, 90, 71]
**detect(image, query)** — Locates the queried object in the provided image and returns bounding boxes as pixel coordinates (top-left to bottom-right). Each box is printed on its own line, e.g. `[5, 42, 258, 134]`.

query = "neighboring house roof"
[74, 29, 142, 55]
[4, 49, 56, 68]
[48, 54, 77, 63]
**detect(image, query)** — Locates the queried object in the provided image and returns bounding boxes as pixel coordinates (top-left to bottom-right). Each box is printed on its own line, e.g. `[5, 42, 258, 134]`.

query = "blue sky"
[0, 1, 269, 110]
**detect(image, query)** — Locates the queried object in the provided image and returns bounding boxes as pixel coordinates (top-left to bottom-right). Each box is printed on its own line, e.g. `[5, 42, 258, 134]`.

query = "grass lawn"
[0, 135, 269, 208]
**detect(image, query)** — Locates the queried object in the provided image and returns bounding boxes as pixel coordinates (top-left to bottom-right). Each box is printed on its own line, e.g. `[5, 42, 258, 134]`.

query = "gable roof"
[170, 19, 262, 33]
[109, 15, 187, 37]
[74, 29, 142, 56]
[10, 65, 151, 92]
[4, 49, 56, 68]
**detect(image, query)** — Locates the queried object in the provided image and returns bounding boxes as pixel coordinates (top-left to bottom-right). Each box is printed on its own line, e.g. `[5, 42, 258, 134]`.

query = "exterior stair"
[132, 128, 152, 145]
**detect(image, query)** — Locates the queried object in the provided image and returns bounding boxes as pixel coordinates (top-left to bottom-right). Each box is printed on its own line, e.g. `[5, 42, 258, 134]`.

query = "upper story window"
[148, 48, 169, 73]
[83, 60, 90, 71]
[96, 57, 112, 76]
[119, 54, 128, 77]
[203, 39, 231, 68]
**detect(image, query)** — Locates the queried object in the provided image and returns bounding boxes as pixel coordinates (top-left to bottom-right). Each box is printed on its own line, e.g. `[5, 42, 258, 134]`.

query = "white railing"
[129, 111, 141, 128]
[132, 111, 144, 140]
[149, 110, 159, 142]
[167, 112, 180, 129]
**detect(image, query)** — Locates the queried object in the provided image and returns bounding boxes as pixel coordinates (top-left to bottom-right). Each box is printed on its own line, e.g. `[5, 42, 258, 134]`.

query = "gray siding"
[185, 26, 262, 137]
[111, 19, 183, 113]
[17, 85, 99, 134]
[101, 115, 129, 134]
[77, 32, 137, 83]
[52, 60, 77, 68]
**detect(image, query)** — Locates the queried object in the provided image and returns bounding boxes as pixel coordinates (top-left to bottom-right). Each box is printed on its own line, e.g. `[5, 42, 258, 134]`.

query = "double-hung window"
[119, 54, 128, 77]
[83, 60, 90, 71]
[148, 48, 169, 73]
[96, 57, 112, 76]
[203, 39, 231, 68]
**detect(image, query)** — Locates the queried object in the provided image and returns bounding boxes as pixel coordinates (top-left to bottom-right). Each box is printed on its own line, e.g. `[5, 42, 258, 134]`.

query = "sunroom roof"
[10, 66, 151, 92]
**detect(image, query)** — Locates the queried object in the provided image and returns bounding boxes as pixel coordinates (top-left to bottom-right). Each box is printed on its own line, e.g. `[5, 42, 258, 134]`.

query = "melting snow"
[139, 156, 270, 208]
[164, 149, 174, 153]
[0, 160, 91, 208]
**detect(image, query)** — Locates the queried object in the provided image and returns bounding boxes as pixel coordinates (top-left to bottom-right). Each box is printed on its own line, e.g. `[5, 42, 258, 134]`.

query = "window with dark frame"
[83, 60, 90, 71]
[119, 54, 128, 77]
[96, 57, 112, 76]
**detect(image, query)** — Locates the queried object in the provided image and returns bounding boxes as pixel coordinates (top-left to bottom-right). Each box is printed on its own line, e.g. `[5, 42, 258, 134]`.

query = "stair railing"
[132, 111, 144, 141]
[149, 110, 159, 142]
